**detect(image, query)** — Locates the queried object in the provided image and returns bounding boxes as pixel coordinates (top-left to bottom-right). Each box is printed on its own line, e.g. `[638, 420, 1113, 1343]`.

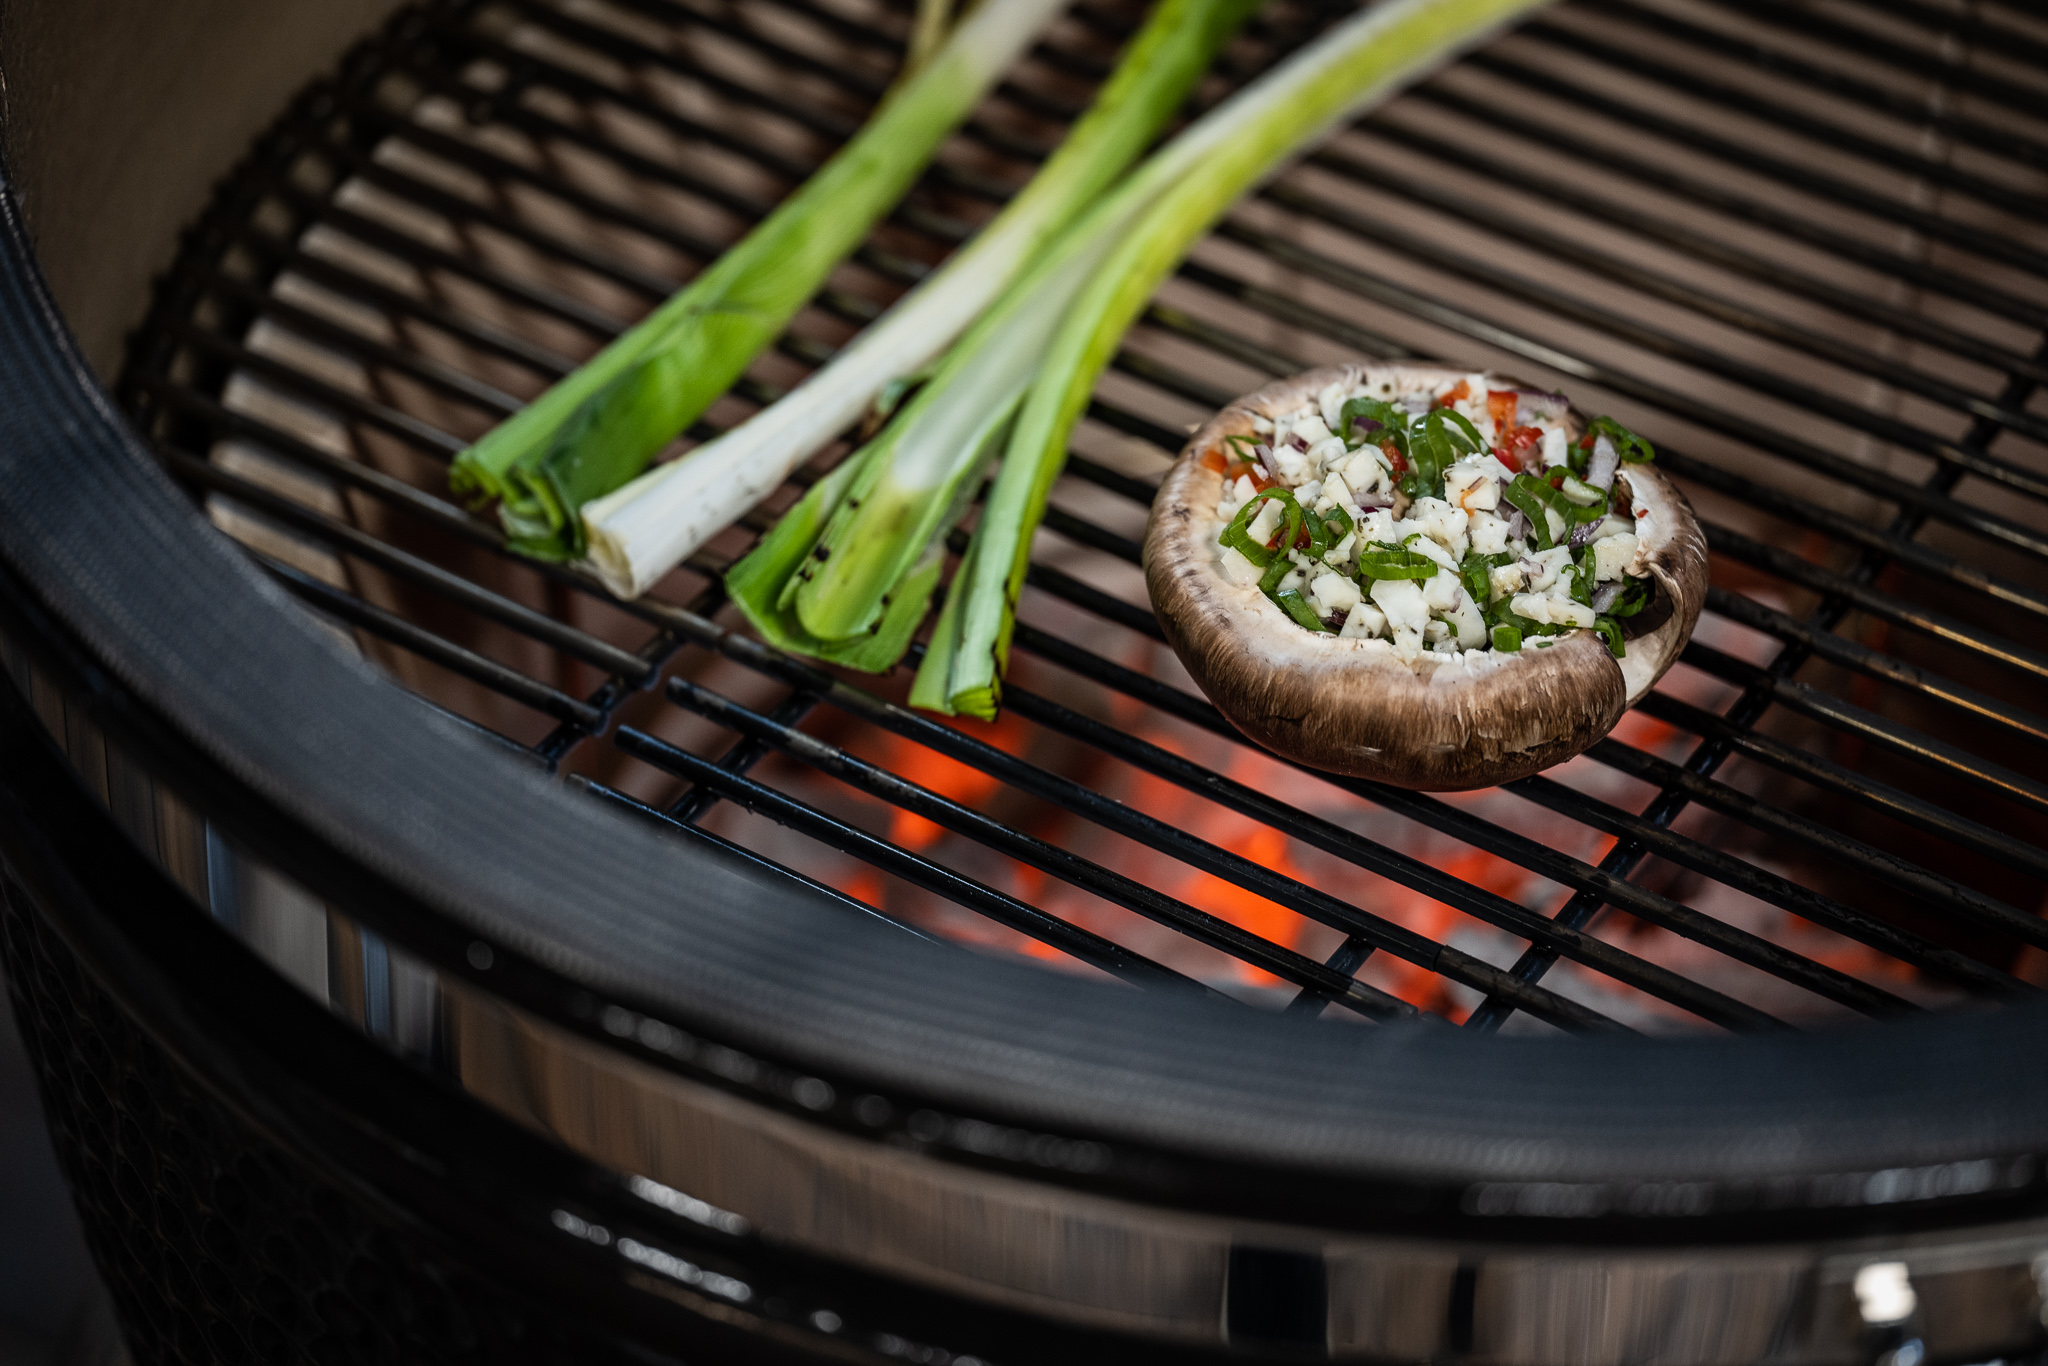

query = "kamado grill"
[2, 0, 2048, 1359]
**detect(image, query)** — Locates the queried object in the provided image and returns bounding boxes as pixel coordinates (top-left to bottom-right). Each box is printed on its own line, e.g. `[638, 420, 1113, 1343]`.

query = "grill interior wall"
[122, 0, 2048, 1032]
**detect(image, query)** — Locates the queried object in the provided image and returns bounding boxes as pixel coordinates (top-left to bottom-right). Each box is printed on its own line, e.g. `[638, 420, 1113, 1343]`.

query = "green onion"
[586, 0, 1266, 599]
[1593, 614, 1628, 657]
[704, 0, 1266, 648]
[1459, 549, 1510, 603]
[449, 0, 1070, 562]
[1276, 588, 1334, 633]
[921, 0, 1550, 716]
[1589, 415, 1656, 463]
[1555, 471, 1608, 509]
[1218, 487, 1303, 567]
[1355, 542, 1440, 581]
[1490, 622, 1522, 652]
[1337, 395, 1408, 450]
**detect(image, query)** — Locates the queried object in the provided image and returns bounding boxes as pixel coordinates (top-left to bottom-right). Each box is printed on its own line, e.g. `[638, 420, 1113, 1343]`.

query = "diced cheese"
[1295, 412, 1334, 446]
[1443, 464, 1500, 514]
[1446, 595, 1488, 648]
[1247, 497, 1284, 547]
[1319, 471, 1352, 512]
[1422, 569, 1464, 613]
[1408, 497, 1470, 560]
[1296, 478, 1322, 505]
[1526, 545, 1572, 592]
[1590, 532, 1639, 582]
[1317, 382, 1347, 434]
[1221, 546, 1264, 586]
[1324, 532, 1356, 567]
[1310, 572, 1361, 617]
[1342, 449, 1389, 495]
[1489, 560, 1526, 598]
[1306, 435, 1348, 473]
[1469, 510, 1512, 556]
[1542, 426, 1569, 469]
[1340, 600, 1386, 639]
[1357, 509, 1399, 546]
[1511, 593, 1596, 628]
[1370, 577, 1430, 634]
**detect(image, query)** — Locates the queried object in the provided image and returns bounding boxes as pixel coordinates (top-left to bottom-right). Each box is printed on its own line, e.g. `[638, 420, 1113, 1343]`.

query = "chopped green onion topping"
[1398, 409, 1482, 502]
[1590, 415, 1656, 464]
[1355, 541, 1439, 580]
[1593, 614, 1627, 657]
[1218, 487, 1302, 567]
[1490, 622, 1522, 652]
[1555, 471, 1607, 510]
[1337, 396, 1407, 450]
[1275, 587, 1333, 633]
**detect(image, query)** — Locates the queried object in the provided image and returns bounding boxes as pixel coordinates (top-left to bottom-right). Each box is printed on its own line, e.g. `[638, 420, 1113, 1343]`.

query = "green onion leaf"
[1594, 614, 1628, 658]
[1356, 542, 1439, 580]
[1590, 415, 1656, 464]
[1275, 587, 1334, 633]
[1336, 396, 1408, 449]
[1490, 622, 1522, 652]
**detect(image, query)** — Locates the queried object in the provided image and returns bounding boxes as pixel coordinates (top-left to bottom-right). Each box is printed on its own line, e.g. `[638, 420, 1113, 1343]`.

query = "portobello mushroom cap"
[1142, 363, 1707, 791]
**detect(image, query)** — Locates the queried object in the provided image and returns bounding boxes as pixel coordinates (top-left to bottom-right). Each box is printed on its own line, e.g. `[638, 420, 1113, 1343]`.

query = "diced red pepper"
[1223, 459, 1277, 492]
[1381, 441, 1408, 478]
[1494, 425, 1544, 474]
[1434, 378, 1471, 409]
[1486, 389, 1519, 433]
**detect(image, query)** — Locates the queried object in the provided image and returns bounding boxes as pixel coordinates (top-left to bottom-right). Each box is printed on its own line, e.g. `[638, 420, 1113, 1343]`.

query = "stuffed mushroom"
[1143, 362, 1706, 790]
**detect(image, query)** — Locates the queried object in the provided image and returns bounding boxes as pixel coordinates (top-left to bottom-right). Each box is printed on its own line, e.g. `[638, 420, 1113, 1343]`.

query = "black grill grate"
[120, 0, 2048, 1034]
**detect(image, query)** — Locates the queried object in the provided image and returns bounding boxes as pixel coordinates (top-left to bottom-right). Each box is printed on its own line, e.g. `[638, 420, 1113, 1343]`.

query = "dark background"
[0, 956, 113, 1366]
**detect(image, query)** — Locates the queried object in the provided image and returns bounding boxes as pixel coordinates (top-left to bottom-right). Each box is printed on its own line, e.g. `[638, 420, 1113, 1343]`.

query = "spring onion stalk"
[582, 0, 1263, 600]
[447, 0, 1067, 561]
[916, 0, 1551, 717]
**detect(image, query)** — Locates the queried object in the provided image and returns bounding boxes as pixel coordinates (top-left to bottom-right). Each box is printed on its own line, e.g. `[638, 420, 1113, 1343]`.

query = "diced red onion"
[1286, 432, 1311, 453]
[1591, 582, 1622, 613]
[1585, 434, 1620, 491]
[1354, 491, 1393, 509]
[1514, 390, 1571, 425]
[1253, 442, 1285, 482]
[1503, 508, 1531, 541]
[1569, 518, 1602, 551]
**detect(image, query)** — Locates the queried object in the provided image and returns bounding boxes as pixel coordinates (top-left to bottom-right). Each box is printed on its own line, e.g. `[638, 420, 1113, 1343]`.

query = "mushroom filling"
[1213, 371, 1660, 663]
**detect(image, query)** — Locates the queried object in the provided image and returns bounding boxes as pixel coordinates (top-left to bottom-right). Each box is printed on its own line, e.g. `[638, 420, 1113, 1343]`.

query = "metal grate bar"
[1398, 82, 2048, 333]
[1518, 17, 2048, 222]
[616, 721, 1216, 994]
[1463, 48, 2048, 284]
[677, 620, 1797, 1027]
[654, 675, 1607, 1030]
[1588, 0, 2048, 172]
[996, 620, 1919, 1020]
[261, 555, 606, 726]
[1702, 0, 2048, 124]
[1315, 124, 2048, 389]
[1635, 690, 2048, 886]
